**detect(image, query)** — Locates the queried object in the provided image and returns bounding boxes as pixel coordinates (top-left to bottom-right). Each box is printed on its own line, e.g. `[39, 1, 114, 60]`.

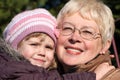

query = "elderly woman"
[56, 0, 120, 80]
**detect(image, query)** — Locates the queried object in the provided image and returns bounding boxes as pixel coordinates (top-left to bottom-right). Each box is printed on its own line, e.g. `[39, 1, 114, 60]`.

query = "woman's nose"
[69, 30, 82, 43]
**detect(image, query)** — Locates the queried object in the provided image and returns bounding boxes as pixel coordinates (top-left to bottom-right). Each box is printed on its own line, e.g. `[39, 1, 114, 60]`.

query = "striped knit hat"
[3, 8, 57, 49]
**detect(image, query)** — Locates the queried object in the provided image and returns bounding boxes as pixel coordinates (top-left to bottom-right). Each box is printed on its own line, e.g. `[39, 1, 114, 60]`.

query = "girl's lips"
[33, 58, 46, 63]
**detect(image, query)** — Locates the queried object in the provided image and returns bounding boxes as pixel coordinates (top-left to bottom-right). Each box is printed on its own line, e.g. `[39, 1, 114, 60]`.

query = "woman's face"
[56, 12, 105, 66]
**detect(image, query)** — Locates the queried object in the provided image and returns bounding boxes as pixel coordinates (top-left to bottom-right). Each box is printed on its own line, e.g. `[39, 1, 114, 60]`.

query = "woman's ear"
[100, 40, 111, 54]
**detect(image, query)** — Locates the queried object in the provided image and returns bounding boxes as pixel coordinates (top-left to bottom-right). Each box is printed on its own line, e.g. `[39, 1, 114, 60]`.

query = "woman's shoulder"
[101, 68, 120, 80]
[94, 62, 119, 80]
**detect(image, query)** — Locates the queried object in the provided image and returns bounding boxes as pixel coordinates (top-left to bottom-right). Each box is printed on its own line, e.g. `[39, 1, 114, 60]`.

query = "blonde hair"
[57, 0, 115, 44]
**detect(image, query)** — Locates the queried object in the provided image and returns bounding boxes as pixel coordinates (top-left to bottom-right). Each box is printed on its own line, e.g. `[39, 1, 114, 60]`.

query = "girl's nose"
[37, 53, 45, 57]
[37, 47, 45, 57]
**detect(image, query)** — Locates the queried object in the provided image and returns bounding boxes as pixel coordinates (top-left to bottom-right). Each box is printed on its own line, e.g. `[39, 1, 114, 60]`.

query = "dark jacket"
[0, 38, 95, 80]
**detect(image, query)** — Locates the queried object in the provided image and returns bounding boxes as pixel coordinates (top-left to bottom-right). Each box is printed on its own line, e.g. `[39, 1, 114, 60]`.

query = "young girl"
[0, 8, 95, 80]
[3, 8, 57, 70]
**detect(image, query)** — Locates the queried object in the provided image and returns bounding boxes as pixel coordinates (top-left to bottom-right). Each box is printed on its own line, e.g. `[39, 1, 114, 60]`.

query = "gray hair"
[57, 0, 115, 44]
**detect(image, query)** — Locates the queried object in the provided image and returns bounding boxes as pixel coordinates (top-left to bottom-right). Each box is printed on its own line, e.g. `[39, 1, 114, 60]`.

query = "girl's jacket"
[0, 38, 95, 80]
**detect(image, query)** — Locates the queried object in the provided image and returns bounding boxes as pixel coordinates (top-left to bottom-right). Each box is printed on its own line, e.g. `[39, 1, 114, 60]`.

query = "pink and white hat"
[3, 8, 57, 49]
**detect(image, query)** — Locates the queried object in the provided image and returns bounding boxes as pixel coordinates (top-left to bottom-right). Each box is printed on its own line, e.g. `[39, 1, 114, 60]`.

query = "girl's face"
[18, 35, 55, 69]
[56, 12, 108, 66]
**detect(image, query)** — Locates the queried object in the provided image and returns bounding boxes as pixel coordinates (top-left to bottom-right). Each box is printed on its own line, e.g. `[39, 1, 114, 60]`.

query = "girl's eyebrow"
[26, 40, 40, 43]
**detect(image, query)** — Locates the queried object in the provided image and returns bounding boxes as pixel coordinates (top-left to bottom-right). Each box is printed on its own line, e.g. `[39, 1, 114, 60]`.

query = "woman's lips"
[65, 46, 83, 55]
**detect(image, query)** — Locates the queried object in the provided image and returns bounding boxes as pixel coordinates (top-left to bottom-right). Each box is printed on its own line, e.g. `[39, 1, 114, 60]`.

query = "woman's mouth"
[65, 46, 83, 55]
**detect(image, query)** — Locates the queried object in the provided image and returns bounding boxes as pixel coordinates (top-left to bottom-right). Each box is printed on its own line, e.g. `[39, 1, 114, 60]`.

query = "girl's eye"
[46, 45, 54, 50]
[30, 43, 39, 46]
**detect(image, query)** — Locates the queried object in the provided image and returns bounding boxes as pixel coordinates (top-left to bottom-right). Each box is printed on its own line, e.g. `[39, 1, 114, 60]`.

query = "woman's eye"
[63, 26, 73, 31]
[82, 30, 93, 35]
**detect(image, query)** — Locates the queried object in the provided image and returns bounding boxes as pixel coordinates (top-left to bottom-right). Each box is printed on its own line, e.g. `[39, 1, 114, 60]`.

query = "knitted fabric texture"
[3, 8, 57, 49]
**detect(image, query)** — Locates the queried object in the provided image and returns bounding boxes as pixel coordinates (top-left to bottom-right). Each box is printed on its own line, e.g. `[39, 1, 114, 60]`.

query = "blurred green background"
[0, 0, 120, 67]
